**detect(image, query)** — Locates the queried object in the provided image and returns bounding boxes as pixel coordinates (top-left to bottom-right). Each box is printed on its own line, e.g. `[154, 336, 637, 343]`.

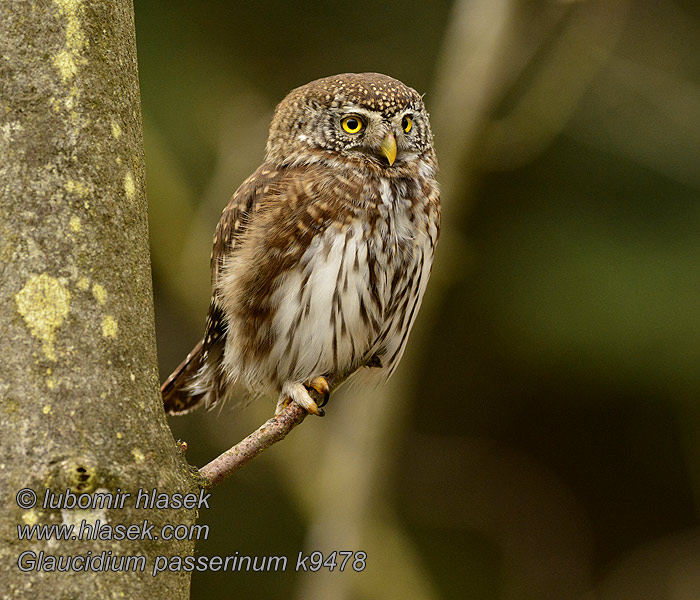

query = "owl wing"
[162, 164, 279, 413]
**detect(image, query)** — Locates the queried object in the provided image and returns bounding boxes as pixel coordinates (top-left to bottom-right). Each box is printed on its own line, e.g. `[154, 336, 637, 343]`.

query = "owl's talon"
[281, 382, 325, 417]
[302, 398, 325, 417]
[305, 376, 330, 408]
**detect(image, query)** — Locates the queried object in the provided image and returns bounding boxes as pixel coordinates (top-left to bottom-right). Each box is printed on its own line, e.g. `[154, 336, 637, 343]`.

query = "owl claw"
[305, 376, 330, 408]
[280, 382, 326, 417]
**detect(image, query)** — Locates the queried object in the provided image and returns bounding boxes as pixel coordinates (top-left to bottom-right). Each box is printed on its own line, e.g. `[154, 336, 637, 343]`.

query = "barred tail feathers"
[161, 339, 207, 414]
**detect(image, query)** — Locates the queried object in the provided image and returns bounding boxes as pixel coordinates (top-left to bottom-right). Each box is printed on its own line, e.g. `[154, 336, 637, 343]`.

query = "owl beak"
[378, 132, 397, 166]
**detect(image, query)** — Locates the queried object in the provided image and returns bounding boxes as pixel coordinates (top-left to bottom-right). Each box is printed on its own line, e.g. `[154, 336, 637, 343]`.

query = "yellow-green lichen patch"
[131, 448, 145, 463]
[53, 50, 78, 83]
[124, 171, 136, 201]
[0, 120, 22, 144]
[64, 179, 90, 198]
[22, 511, 39, 526]
[111, 120, 122, 139]
[101, 315, 118, 338]
[4, 399, 19, 416]
[49, 96, 62, 113]
[15, 273, 71, 361]
[92, 283, 107, 305]
[52, 0, 88, 83]
[43, 404, 52, 414]
[76, 277, 90, 291]
[69, 215, 81, 232]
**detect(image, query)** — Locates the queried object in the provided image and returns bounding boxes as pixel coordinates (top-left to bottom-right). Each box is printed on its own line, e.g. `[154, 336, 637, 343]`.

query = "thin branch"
[199, 402, 308, 486]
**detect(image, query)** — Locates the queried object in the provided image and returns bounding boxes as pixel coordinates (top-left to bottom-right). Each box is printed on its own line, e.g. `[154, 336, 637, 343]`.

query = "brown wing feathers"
[160, 167, 270, 414]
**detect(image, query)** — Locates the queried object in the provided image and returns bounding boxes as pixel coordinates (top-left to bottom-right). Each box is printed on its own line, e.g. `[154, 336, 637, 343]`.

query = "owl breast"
[221, 171, 438, 394]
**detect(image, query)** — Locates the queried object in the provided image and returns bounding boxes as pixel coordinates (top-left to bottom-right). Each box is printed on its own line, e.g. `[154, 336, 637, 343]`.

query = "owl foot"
[278, 382, 325, 417]
[305, 376, 330, 408]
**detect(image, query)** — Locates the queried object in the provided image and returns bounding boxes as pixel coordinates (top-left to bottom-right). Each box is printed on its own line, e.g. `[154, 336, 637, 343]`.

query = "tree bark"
[1, 1, 196, 597]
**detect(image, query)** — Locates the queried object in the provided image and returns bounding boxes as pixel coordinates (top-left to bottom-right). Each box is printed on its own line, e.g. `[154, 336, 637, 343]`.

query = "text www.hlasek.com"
[18, 519, 207, 542]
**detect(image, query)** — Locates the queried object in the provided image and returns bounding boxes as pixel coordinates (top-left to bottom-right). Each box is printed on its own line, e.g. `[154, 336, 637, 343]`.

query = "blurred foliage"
[136, 0, 700, 598]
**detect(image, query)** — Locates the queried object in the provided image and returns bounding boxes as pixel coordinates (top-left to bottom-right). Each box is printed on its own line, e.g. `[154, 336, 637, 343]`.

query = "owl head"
[265, 73, 436, 173]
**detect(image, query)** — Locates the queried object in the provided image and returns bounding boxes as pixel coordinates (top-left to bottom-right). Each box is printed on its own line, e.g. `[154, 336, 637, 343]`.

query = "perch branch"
[199, 401, 308, 486]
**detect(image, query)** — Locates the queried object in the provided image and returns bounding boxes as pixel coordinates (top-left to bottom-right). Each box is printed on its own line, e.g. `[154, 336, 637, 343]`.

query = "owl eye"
[341, 116, 364, 134]
[402, 115, 413, 133]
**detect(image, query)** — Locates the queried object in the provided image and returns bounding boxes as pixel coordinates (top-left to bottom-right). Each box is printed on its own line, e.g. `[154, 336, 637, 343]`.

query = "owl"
[162, 73, 440, 417]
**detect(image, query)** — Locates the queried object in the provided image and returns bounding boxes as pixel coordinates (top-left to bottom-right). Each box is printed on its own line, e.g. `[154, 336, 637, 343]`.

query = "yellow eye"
[402, 115, 413, 133]
[341, 116, 364, 134]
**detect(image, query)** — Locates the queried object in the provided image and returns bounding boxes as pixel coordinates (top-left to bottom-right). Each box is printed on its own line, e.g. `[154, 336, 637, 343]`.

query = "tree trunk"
[0, 1, 196, 597]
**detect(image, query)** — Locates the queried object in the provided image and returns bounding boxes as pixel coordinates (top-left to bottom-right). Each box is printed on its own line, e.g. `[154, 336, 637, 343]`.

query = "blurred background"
[135, 0, 700, 598]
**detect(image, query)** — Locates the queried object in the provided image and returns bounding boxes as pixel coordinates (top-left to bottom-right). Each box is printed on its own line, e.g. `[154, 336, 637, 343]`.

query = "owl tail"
[161, 339, 207, 414]
[161, 332, 231, 414]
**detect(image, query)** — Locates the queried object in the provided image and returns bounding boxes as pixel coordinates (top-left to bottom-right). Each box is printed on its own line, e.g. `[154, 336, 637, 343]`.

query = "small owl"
[162, 73, 440, 417]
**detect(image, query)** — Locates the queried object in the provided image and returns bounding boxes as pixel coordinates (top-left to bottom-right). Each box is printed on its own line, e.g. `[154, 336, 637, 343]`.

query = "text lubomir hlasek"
[41, 488, 210, 511]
